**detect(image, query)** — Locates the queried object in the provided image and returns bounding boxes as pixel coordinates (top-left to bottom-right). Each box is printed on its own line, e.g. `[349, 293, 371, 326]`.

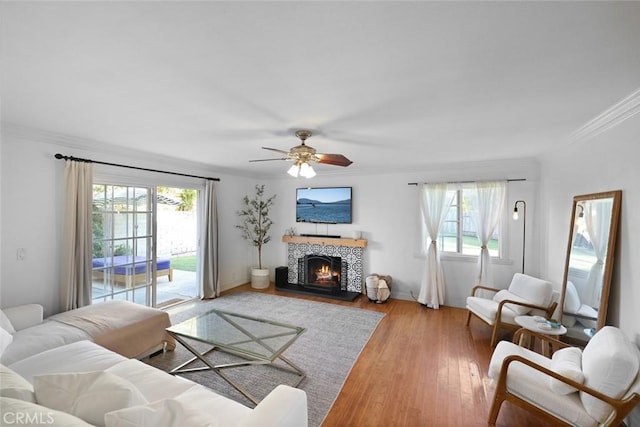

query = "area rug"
[145, 292, 385, 427]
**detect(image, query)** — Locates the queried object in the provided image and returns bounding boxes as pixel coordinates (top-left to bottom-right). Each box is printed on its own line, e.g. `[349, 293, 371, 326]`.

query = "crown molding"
[1, 123, 243, 179]
[569, 87, 640, 143]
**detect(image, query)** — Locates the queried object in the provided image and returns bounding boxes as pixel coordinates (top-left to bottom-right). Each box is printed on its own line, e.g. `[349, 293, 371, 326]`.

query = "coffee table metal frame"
[166, 308, 306, 405]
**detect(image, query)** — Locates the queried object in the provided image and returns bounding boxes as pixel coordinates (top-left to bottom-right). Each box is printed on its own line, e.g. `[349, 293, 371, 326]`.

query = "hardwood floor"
[223, 284, 559, 427]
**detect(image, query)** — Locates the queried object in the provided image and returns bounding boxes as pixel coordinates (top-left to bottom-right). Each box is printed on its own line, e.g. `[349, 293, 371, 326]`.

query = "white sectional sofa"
[0, 301, 176, 366]
[0, 304, 308, 427]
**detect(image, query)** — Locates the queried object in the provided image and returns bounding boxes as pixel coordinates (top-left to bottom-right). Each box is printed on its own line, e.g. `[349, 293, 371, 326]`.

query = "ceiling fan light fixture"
[287, 163, 300, 177]
[251, 129, 351, 176]
[299, 162, 316, 178]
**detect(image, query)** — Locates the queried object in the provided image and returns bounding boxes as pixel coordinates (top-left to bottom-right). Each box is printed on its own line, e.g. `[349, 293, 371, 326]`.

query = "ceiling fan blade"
[249, 158, 288, 162]
[262, 147, 290, 155]
[316, 153, 353, 167]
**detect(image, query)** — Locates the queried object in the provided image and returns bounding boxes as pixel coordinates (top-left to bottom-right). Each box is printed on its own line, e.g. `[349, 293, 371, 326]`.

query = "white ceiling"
[2, 1, 639, 177]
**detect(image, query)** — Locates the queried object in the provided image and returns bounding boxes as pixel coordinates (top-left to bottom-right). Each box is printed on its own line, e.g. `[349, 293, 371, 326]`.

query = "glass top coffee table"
[166, 308, 306, 405]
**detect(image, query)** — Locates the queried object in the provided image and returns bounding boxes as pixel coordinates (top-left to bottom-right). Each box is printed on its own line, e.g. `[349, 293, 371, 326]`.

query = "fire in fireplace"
[298, 254, 346, 293]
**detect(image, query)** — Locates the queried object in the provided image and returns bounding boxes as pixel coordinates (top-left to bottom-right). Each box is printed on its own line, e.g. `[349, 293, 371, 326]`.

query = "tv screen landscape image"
[296, 187, 352, 224]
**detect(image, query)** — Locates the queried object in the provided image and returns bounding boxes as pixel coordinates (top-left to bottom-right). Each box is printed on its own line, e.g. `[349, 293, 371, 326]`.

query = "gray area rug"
[145, 292, 384, 427]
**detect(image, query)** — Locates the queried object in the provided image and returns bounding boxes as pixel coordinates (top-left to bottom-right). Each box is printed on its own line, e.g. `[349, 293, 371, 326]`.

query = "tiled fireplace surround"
[282, 236, 367, 293]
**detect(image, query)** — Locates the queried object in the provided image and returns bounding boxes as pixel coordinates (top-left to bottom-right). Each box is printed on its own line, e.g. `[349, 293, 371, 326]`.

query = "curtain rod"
[54, 154, 220, 182]
[407, 178, 526, 186]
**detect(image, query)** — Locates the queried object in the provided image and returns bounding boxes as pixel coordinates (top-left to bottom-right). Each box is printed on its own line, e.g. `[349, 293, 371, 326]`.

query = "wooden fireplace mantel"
[282, 235, 367, 248]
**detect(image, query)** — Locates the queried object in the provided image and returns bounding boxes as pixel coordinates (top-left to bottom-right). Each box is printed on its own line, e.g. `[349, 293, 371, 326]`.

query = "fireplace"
[280, 235, 365, 301]
[298, 255, 346, 294]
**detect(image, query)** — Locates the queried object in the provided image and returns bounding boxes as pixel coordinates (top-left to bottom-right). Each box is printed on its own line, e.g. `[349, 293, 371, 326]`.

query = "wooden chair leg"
[487, 390, 506, 425]
[465, 310, 472, 325]
[491, 325, 500, 347]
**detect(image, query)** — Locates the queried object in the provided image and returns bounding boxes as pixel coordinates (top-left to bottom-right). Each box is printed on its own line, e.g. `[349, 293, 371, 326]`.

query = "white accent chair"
[487, 326, 640, 426]
[466, 273, 558, 347]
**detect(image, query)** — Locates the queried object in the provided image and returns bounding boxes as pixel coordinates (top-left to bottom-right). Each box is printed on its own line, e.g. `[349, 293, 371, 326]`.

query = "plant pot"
[251, 268, 270, 289]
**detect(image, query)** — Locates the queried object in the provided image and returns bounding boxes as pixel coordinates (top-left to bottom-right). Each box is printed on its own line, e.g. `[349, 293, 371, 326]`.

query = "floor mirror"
[559, 190, 622, 344]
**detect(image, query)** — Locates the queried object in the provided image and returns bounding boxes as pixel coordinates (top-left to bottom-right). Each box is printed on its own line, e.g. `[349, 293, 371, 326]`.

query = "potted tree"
[236, 184, 277, 289]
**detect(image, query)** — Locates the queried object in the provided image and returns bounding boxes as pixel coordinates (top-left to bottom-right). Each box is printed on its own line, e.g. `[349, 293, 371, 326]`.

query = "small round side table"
[514, 315, 567, 357]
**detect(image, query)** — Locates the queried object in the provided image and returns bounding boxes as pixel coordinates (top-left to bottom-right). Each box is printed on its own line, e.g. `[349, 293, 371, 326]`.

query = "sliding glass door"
[91, 184, 200, 308]
[92, 185, 156, 305]
[156, 187, 198, 308]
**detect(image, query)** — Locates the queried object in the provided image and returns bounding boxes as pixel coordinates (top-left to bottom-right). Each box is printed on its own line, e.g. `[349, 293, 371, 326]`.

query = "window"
[439, 187, 501, 257]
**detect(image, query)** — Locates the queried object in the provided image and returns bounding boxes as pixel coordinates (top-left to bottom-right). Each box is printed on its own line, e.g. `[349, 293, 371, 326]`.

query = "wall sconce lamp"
[513, 200, 527, 274]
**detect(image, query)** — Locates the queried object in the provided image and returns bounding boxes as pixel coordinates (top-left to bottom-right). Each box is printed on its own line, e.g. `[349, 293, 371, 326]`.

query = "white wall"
[539, 117, 640, 342]
[0, 128, 548, 314]
[260, 157, 541, 307]
[0, 130, 254, 315]
[538, 116, 640, 426]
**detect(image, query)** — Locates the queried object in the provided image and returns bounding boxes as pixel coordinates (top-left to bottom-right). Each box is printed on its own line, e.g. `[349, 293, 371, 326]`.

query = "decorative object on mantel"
[285, 227, 297, 237]
[248, 130, 353, 178]
[236, 184, 277, 289]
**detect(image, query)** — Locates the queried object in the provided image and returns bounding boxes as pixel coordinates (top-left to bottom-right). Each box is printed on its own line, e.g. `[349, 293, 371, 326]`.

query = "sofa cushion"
[172, 384, 252, 425]
[8, 340, 126, 383]
[489, 340, 553, 380]
[33, 371, 148, 427]
[549, 347, 584, 395]
[105, 359, 196, 403]
[493, 290, 534, 315]
[0, 321, 92, 366]
[106, 360, 251, 425]
[0, 327, 12, 358]
[0, 396, 93, 426]
[466, 296, 519, 325]
[104, 398, 220, 427]
[508, 273, 553, 307]
[0, 309, 16, 334]
[0, 364, 35, 402]
[580, 326, 640, 423]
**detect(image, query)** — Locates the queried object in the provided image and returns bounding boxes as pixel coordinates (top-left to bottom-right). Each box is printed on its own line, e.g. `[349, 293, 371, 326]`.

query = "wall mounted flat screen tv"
[296, 187, 352, 224]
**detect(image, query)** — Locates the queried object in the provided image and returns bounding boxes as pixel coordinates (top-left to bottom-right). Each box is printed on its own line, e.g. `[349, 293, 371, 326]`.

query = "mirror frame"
[559, 190, 622, 341]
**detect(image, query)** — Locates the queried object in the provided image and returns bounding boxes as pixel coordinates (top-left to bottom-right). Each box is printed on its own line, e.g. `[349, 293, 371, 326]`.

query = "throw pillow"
[563, 281, 581, 313]
[548, 347, 584, 395]
[0, 327, 12, 357]
[580, 326, 640, 423]
[0, 309, 16, 334]
[0, 396, 93, 426]
[33, 371, 148, 427]
[0, 364, 36, 402]
[492, 290, 533, 315]
[105, 398, 220, 427]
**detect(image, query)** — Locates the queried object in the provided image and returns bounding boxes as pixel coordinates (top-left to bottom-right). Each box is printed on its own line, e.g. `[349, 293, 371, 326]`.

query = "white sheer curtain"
[584, 200, 612, 307]
[200, 180, 219, 299]
[472, 181, 506, 286]
[417, 183, 454, 308]
[60, 160, 93, 311]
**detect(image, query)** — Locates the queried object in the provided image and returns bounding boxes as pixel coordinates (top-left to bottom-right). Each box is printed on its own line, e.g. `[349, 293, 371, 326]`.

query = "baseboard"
[275, 283, 361, 302]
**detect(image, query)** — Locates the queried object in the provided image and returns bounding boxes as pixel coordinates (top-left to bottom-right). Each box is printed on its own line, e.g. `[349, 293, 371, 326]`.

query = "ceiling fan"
[249, 130, 353, 178]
